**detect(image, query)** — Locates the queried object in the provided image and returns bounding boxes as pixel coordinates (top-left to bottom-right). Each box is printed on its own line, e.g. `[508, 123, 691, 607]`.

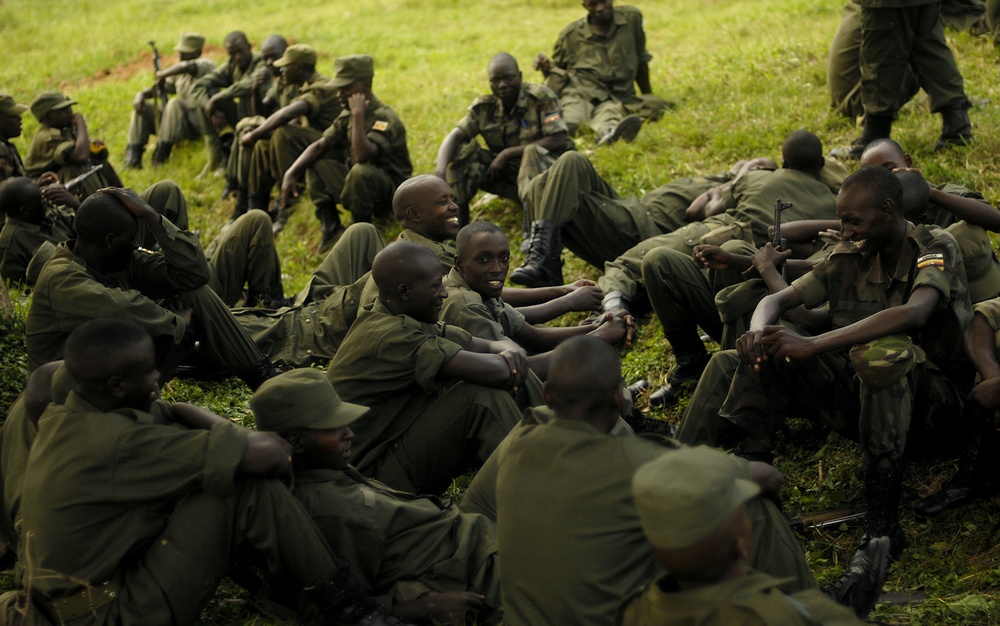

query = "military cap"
[0, 94, 28, 117]
[174, 32, 206, 54]
[252, 369, 368, 433]
[330, 54, 374, 88]
[633, 446, 760, 550]
[30, 92, 76, 122]
[273, 44, 318, 68]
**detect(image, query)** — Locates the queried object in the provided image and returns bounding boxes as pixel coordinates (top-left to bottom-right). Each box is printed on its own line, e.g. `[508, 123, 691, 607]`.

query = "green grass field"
[2, 0, 1000, 622]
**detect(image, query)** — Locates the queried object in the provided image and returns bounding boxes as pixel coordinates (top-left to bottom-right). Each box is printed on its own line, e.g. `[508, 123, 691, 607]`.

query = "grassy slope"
[1, 0, 999, 622]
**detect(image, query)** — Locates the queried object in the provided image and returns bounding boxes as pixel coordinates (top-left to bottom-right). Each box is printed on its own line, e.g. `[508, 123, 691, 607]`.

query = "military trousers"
[446, 141, 520, 209]
[205, 209, 283, 307]
[718, 337, 966, 461]
[362, 382, 522, 496]
[676, 349, 742, 447]
[859, 2, 968, 116]
[57, 479, 342, 625]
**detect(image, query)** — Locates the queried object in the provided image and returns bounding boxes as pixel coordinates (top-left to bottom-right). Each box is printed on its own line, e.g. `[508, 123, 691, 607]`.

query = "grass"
[2, 0, 1000, 622]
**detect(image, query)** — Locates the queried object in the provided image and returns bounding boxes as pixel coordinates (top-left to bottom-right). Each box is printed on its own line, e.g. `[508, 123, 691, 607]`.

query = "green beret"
[174, 32, 206, 54]
[0, 94, 28, 117]
[273, 44, 318, 68]
[633, 446, 760, 550]
[252, 369, 367, 433]
[330, 54, 374, 88]
[30, 92, 76, 122]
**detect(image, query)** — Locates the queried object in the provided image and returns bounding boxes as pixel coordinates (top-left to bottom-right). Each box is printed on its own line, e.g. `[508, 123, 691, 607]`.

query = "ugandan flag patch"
[372, 120, 388, 132]
[916, 252, 945, 271]
[543, 113, 561, 124]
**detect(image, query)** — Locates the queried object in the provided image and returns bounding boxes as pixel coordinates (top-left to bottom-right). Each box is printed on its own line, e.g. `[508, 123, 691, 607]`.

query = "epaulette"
[470, 94, 498, 109]
[523, 82, 556, 99]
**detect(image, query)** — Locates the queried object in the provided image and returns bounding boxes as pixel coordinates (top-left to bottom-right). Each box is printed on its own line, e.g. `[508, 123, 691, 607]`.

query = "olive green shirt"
[293, 72, 341, 130]
[295, 466, 498, 605]
[26, 217, 209, 372]
[19, 392, 247, 600]
[550, 5, 652, 101]
[164, 57, 216, 102]
[23, 124, 78, 177]
[191, 51, 267, 114]
[321, 93, 412, 187]
[441, 268, 526, 341]
[618, 571, 862, 626]
[328, 300, 473, 473]
[497, 419, 683, 626]
[0, 139, 26, 184]
[0, 397, 33, 548]
[0, 208, 75, 284]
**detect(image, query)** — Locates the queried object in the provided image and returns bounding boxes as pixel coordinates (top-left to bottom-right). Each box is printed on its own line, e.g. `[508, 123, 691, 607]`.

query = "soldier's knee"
[849, 334, 923, 388]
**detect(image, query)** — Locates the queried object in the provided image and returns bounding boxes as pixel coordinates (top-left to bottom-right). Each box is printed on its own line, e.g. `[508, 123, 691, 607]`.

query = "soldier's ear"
[404, 205, 420, 223]
[286, 431, 305, 454]
[107, 375, 125, 398]
[397, 282, 411, 302]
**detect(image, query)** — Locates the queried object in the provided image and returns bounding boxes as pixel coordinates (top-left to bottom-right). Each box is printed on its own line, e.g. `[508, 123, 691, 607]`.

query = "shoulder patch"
[372, 120, 388, 132]
[917, 252, 945, 270]
[543, 112, 562, 124]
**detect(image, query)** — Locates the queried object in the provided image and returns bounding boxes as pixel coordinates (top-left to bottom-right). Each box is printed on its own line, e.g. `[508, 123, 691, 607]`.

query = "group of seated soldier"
[0, 1, 998, 624]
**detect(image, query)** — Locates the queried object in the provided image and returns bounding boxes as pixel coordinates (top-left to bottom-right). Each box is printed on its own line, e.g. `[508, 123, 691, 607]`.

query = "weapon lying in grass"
[787, 507, 866, 534]
[63, 165, 104, 192]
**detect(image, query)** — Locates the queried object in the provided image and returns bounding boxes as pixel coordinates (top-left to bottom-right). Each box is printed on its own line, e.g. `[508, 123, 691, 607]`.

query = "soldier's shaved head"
[860, 138, 912, 171]
[544, 336, 623, 428]
[64, 319, 153, 390]
[23, 361, 63, 425]
[488, 52, 519, 74]
[261, 35, 288, 59]
[74, 192, 137, 245]
[781, 130, 824, 175]
[897, 170, 930, 222]
[224, 31, 250, 48]
[372, 241, 446, 322]
[392, 175, 441, 221]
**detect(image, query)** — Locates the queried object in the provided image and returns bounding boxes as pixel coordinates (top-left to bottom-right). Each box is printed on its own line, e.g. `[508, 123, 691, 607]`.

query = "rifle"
[63, 165, 104, 192]
[787, 507, 866, 534]
[149, 41, 169, 131]
[772, 197, 793, 276]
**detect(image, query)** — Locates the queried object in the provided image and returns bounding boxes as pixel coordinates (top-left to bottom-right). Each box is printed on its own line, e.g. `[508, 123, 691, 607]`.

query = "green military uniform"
[232, 223, 384, 366]
[855, 0, 968, 118]
[127, 57, 216, 148]
[295, 467, 500, 611]
[23, 124, 118, 200]
[599, 166, 838, 303]
[19, 393, 348, 625]
[204, 209, 283, 307]
[310, 94, 412, 222]
[547, 5, 665, 136]
[0, 205, 74, 284]
[0, 397, 33, 551]
[26, 216, 267, 383]
[447, 82, 570, 207]
[191, 50, 268, 166]
[441, 267, 544, 407]
[619, 568, 860, 625]
[246, 73, 339, 210]
[718, 224, 972, 461]
[328, 300, 521, 495]
[0, 139, 26, 186]
[494, 419, 816, 626]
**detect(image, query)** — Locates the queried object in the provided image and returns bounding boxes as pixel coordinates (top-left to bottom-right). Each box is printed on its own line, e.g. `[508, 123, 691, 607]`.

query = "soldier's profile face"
[403, 260, 448, 324]
[115, 339, 160, 412]
[0, 113, 22, 139]
[226, 39, 252, 71]
[457, 231, 510, 301]
[583, 0, 614, 23]
[299, 426, 354, 471]
[837, 186, 892, 255]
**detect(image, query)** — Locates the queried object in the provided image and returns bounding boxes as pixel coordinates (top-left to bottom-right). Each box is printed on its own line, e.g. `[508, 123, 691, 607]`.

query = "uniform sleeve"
[503, 302, 527, 336]
[973, 297, 1000, 331]
[792, 260, 830, 309]
[128, 217, 211, 296]
[445, 301, 508, 341]
[535, 86, 568, 136]
[190, 62, 232, 105]
[632, 9, 653, 64]
[456, 108, 480, 140]
[366, 109, 404, 160]
[322, 114, 349, 149]
[414, 325, 471, 390]
[912, 235, 962, 305]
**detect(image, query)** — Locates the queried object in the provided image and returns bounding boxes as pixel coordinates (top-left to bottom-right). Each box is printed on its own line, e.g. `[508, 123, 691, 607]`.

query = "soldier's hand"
[735, 329, 769, 368]
[560, 280, 603, 311]
[348, 92, 368, 115]
[240, 129, 259, 147]
[693, 244, 730, 271]
[751, 243, 792, 274]
[590, 311, 633, 347]
[534, 53, 552, 76]
[280, 173, 300, 210]
[498, 349, 529, 392]
[133, 93, 146, 114]
[971, 377, 1000, 412]
[486, 148, 514, 179]
[40, 182, 80, 210]
[241, 431, 295, 484]
[99, 187, 160, 224]
[396, 591, 486, 624]
[760, 325, 814, 361]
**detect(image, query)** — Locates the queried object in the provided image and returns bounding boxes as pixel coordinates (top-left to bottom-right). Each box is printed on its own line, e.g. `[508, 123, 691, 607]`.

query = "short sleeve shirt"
[456, 82, 567, 154]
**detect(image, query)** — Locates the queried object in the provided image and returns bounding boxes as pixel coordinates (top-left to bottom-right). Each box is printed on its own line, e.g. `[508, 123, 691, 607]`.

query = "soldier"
[0, 94, 28, 185]
[281, 54, 412, 252]
[328, 241, 526, 495]
[0, 177, 74, 285]
[620, 446, 868, 624]
[835, 0, 973, 159]
[23, 92, 122, 199]
[26, 188, 275, 390]
[191, 31, 267, 172]
[720, 166, 973, 572]
[534, 0, 668, 145]
[240, 44, 341, 238]
[124, 32, 216, 168]
[492, 336, 818, 626]
[253, 369, 500, 624]
[16, 319, 401, 626]
[434, 52, 572, 224]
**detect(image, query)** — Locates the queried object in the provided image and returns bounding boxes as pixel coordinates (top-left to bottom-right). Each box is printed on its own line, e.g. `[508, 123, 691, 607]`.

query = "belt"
[40, 582, 118, 623]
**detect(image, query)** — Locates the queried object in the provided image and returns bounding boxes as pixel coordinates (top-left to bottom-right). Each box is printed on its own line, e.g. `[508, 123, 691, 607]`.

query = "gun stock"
[787, 508, 866, 534]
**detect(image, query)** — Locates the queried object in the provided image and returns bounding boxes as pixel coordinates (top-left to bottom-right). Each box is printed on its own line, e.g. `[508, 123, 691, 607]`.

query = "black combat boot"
[832, 114, 893, 160]
[316, 202, 346, 254]
[124, 143, 144, 169]
[220, 175, 238, 201]
[151, 141, 173, 165]
[239, 356, 278, 391]
[228, 189, 249, 225]
[914, 414, 1000, 518]
[649, 338, 711, 408]
[862, 459, 906, 562]
[510, 220, 562, 287]
[823, 535, 891, 618]
[935, 99, 973, 150]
